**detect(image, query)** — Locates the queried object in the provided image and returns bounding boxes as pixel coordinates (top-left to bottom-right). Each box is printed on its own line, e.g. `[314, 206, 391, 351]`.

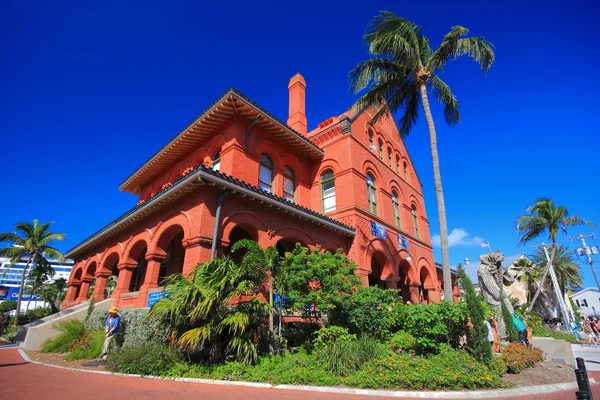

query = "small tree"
[501, 296, 518, 342]
[277, 245, 361, 322]
[458, 267, 491, 365]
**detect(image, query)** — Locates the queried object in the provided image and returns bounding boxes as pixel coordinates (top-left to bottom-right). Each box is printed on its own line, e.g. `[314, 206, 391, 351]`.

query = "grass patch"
[65, 330, 104, 360]
[41, 320, 85, 353]
[532, 326, 578, 344]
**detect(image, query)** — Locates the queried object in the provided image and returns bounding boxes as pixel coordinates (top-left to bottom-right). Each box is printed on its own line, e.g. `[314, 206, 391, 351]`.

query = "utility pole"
[534, 243, 571, 330]
[570, 234, 600, 291]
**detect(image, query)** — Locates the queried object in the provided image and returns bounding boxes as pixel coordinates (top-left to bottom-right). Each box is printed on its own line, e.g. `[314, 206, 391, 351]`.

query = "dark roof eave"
[119, 88, 324, 192]
[67, 164, 354, 259]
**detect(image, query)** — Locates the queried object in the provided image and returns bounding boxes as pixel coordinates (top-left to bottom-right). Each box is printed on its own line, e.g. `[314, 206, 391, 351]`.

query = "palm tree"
[39, 277, 68, 313]
[512, 258, 542, 303]
[24, 260, 54, 312]
[515, 198, 593, 314]
[532, 245, 582, 294]
[0, 220, 65, 326]
[146, 242, 272, 364]
[349, 12, 495, 301]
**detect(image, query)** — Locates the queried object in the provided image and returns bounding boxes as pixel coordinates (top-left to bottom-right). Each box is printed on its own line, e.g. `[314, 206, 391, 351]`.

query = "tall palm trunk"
[419, 83, 453, 302]
[14, 254, 33, 327]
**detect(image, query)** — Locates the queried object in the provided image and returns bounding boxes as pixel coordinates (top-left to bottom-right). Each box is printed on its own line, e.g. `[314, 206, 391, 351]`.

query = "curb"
[17, 349, 586, 398]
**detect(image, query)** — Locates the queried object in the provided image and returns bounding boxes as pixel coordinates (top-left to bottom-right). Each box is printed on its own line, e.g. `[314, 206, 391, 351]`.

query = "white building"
[571, 288, 600, 318]
[0, 257, 74, 311]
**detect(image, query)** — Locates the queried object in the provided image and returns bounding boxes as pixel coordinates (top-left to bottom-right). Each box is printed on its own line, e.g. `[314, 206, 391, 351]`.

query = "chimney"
[287, 73, 307, 135]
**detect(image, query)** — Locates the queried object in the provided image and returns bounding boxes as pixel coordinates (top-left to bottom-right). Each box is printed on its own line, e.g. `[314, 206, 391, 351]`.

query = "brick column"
[409, 282, 421, 304]
[452, 284, 460, 303]
[182, 237, 210, 276]
[355, 269, 370, 287]
[91, 271, 111, 302]
[384, 276, 399, 290]
[112, 263, 136, 299]
[64, 282, 79, 303]
[426, 285, 441, 304]
[140, 253, 166, 291]
[76, 278, 93, 303]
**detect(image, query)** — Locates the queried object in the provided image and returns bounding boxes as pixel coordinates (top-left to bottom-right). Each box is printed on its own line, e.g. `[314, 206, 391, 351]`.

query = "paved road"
[573, 343, 600, 371]
[0, 348, 594, 400]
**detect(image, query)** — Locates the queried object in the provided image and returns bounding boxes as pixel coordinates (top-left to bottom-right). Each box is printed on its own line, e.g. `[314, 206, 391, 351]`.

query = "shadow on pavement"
[0, 362, 29, 368]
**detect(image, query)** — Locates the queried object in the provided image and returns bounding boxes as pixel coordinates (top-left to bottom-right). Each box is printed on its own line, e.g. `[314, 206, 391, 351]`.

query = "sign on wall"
[398, 235, 410, 250]
[370, 221, 387, 240]
[6, 287, 40, 301]
[0, 286, 8, 300]
[147, 291, 169, 307]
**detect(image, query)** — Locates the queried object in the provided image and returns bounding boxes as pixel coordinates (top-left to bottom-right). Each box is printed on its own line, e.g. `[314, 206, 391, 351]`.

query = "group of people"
[581, 315, 600, 346]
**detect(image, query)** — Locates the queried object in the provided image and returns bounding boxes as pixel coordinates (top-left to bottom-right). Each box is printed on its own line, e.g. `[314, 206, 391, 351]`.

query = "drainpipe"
[245, 116, 262, 146]
[210, 191, 229, 260]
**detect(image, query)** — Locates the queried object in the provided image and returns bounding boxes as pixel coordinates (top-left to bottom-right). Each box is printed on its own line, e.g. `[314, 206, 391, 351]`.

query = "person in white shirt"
[483, 319, 494, 347]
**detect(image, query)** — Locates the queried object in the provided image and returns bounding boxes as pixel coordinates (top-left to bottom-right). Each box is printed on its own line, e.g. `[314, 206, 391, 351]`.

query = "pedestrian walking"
[101, 307, 120, 361]
[569, 318, 580, 342]
[512, 313, 530, 347]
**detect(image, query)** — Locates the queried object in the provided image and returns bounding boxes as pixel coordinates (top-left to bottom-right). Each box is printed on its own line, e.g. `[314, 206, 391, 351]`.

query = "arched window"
[387, 148, 393, 167]
[212, 149, 221, 171]
[403, 161, 409, 182]
[259, 154, 273, 192]
[366, 173, 377, 215]
[396, 155, 401, 175]
[392, 191, 401, 229]
[412, 204, 420, 239]
[321, 170, 336, 212]
[378, 139, 384, 160]
[368, 130, 375, 152]
[283, 166, 295, 202]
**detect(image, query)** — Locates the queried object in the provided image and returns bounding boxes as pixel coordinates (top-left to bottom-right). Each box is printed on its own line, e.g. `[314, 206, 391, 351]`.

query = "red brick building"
[63, 74, 457, 310]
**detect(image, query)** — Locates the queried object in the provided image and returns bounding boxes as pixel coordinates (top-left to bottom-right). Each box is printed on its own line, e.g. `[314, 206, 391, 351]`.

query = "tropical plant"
[0, 220, 65, 326]
[511, 258, 541, 303]
[349, 12, 495, 301]
[105, 275, 117, 297]
[0, 300, 17, 313]
[532, 245, 582, 293]
[24, 260, 55, 312]
[277, 244, 361, 322]
[146, 242, 272, 365]
[457, 267, 491, 365]
[39, 278, 68, 313]
[515, 198, 593, 314]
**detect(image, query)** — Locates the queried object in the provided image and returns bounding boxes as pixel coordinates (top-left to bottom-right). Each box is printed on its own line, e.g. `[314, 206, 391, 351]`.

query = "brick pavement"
[1, 349, 597, 400]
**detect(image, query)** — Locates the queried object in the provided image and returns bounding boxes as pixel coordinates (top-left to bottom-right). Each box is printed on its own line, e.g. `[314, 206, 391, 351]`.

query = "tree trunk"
[269, 275, 274, 333]
[14, 255, 33, 327]
[26, 290, 33, 313]
[419, 83, 453, 302]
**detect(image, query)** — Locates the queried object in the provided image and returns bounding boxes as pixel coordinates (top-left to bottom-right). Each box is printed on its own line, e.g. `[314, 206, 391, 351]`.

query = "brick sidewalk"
[0, 349, 596, 399]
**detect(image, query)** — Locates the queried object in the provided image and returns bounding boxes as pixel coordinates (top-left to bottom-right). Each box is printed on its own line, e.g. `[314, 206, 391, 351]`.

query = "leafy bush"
[283, 322, 320, 349]
[388, 331, 417, 354]
[0, 300, 17, 313]
[501, 343, 543, 374]
[86, 308, 167, 349]
[65, 330, 104, 360]
[345, 347, 504, 390]
[489, 355, 507, 377]
[18, 307, 54, 325]
[526, 312, 543, 329]
[339, 286, 400, 340]
[107, 341, 181, 376]
[458, 268, 492, 365]
[395, 301, 467, 354]
[313, 326, 356, 347]
[316, 336, 388, 376]
[41, 319, 86, 353]
[501, 298, 518, 342]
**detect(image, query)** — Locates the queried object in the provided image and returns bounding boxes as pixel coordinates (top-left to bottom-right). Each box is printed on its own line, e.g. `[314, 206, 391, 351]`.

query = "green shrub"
[341, 286, 400, 340]
[18, 307, 54, 325]
[316, 336, 388, 376]
[501, 298, 518, 342]
[489, 355, 507, 377]
[388, 331, 417, 354]
[41, 319, 86, 353]
[526, 311, 543, 329]
[283, 322, 320, 349]
[394, 301, 467, 354]
[86, 308, 167, 349]
[107, 341, 181, 376]
[345, 347, 504, 390]
[458, 268, 492, 365]
[501, 342, 543, 374]
[0, 300, 17, 313]
[65, 330, 104, 360]
[313, 326, 356, 347]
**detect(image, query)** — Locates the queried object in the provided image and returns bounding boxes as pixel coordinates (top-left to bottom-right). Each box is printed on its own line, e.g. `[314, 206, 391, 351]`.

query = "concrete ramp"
[21, 298, 114, 350]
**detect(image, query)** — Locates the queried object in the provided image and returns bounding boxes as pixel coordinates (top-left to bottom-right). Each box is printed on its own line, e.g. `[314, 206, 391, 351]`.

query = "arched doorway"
[72, 269, 82, 300]
[419, 268, 430, 304]
[225, 226, 253, 263]
[369, 251, 387, 289]
[129, 246, 147, 292]
[158, 231, 185, 285]
[85, 262, 97, 299]
[398, 260, 411, 303]
[276, 238, 307, 258]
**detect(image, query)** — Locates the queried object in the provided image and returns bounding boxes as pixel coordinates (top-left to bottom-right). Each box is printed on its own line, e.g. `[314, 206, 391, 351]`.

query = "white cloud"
[431, 228, 485, 248]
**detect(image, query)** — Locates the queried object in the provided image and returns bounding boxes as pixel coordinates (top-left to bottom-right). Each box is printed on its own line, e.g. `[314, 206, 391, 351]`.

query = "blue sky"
[1, 1, 598, 286]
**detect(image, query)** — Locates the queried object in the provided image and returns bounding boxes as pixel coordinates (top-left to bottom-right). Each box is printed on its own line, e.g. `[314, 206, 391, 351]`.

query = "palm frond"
[364, 11, 422, 67]
[427, 26, 495, 73]
[429, 75, 459, 126]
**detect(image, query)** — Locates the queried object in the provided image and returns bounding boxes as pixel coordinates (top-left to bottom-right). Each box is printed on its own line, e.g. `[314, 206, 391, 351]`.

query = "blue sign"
[147, 291, 169, 307]
[0, 286, 8, 300]
[398, 235, 410, 250]
[6, 287, 40, 301]
[370, 221, 387, 240]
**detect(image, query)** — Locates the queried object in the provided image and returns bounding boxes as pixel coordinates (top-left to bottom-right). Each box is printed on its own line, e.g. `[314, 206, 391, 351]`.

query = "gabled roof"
[120, 88, 325, 194]
[570, 287, 600, 298]
[67, 162, 355, 259]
